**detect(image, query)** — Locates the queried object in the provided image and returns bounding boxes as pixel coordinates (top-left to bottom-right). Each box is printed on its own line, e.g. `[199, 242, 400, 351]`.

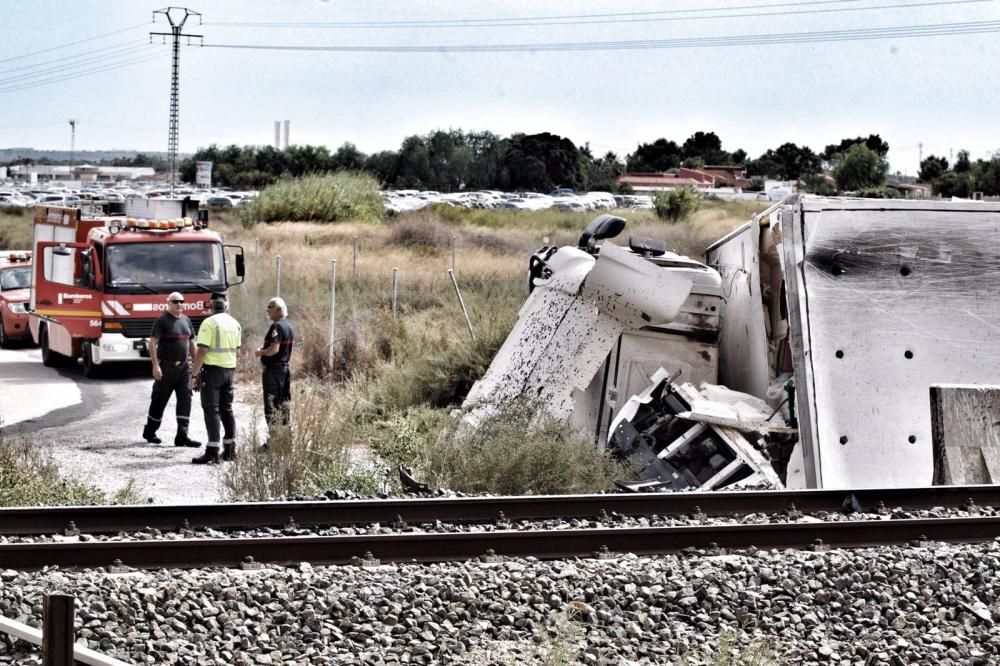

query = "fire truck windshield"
[0, 266, 30, 291]
[106, 242, 225, 293]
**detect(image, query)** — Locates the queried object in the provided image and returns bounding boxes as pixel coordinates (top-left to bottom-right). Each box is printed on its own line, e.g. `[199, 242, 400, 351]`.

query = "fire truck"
[28, 200, 245, 377]
[0, 250, 33, 348]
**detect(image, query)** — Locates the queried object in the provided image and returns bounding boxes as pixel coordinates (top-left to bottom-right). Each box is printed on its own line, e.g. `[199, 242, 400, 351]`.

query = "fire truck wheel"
[40, 327, 69, 368]
[81, 341, 102, 378]
[0, 315, 9, 349]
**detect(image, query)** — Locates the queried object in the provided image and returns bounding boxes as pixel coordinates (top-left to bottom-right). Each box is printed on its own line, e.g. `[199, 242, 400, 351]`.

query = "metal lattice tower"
[151, 7, 202, 195]
[68, 120, 76, 174]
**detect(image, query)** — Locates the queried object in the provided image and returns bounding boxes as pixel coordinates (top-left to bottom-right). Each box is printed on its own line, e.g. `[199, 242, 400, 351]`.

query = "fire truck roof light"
[106, 217, 201, 233]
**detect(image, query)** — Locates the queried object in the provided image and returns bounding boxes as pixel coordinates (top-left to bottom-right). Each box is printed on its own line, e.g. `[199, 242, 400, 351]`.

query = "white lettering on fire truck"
[57, 293, 94, 303]
[133, 301, 206, 312]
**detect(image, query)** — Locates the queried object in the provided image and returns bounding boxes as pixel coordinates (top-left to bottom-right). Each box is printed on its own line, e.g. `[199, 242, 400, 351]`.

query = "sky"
[1, 0, 999, 177]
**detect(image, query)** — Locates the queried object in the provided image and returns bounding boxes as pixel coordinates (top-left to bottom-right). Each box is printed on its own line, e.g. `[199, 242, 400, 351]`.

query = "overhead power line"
[0, 23, 148, 65]
[200, 19, 1000, 53]
[0, 51, 174, 96]
[0, 122, 71, 130]
[210, 0, 877, 26]
[0, 39, 149, 77]
[204, 0, 994, 28]
[0, 44, 153, 86]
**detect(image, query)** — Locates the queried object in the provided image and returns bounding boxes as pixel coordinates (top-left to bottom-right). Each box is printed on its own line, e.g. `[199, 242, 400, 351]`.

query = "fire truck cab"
[28, 201, 245, 376]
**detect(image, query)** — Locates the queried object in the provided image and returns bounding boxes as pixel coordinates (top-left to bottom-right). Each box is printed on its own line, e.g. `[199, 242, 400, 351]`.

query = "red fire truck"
[28, 201, 244, 376]
[0, 250, 33, 348]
